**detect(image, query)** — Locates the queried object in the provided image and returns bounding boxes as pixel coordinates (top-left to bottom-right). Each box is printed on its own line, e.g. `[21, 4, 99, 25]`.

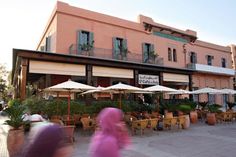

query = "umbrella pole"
[68, 91, 71, 125]
[56, 92, 59, 115]
[119, 93, 121, 109]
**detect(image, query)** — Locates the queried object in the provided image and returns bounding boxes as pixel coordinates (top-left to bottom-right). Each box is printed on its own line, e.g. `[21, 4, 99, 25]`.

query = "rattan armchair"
[131, 119, 148, 135]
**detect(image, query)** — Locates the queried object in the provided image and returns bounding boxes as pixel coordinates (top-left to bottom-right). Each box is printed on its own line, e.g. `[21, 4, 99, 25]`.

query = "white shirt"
[30, 114, 45, 122]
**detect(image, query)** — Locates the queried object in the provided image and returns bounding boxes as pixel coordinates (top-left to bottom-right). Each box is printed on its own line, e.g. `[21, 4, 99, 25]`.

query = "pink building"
[12, 1, 234, 105]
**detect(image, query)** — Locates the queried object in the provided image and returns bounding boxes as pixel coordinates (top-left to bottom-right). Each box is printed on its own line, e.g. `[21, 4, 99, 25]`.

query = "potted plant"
[206, 104, 221, 125]
[119, 46, 130, 60]
[188, 102, 198, 124]
[177, 104, 191, 129]
[147, 51, 158, 63]
[226, 101, 236, 111]
[4, 101, 25, 157]
[198, 101, 208, 110]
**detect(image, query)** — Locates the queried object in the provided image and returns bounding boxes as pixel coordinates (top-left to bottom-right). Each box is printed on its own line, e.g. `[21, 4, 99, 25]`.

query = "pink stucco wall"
[37, 1, 234, 105]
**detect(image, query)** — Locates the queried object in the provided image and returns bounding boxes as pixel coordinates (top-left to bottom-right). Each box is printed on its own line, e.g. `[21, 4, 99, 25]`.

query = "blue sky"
[0, 0, 235, 70]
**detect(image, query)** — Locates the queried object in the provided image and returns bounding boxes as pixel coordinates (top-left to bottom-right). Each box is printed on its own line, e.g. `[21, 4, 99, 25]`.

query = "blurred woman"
[89, 107, 130, 157]
[20, 124, 73, 157]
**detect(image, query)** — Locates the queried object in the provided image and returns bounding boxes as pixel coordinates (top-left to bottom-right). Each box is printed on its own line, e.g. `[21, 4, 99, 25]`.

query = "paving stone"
[1, 115, 236, 157]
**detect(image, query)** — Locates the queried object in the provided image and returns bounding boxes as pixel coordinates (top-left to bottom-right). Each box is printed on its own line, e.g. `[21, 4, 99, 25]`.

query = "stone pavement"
[71, 122, 236, 157]
[0, 115, 10, 157]
[1, 115, 236, 157]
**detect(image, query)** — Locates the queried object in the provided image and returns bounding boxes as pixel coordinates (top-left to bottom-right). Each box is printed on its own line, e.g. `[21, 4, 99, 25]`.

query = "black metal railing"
[69, 44, 164, 65]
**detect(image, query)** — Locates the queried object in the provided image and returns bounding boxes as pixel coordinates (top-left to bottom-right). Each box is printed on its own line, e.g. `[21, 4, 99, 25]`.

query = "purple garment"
[21, 124, 64, 157]
[89, 107, 130, 157]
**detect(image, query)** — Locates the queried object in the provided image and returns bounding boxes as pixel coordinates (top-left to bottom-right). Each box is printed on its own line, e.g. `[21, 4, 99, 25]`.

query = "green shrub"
[207, 104, 221, 113]
[177, 104, 192, 114]
[198, 101, 208, 110]
[226, 101, 236, 110]
[4, 103, 25, 129]
[8, 99, 21, 107]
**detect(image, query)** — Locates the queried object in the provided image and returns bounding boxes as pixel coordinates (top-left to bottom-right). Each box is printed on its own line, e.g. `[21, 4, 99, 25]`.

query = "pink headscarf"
[89, 107, 130, 157]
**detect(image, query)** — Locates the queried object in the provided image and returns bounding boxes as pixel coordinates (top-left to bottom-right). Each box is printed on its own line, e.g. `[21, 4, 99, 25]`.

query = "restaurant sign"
[138, 74, 159, 85]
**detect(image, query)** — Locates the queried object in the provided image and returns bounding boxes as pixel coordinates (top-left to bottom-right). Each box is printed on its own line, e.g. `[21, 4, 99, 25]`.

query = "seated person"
[22, 112, 31, 122]
[30, 112, 45, 122]
[137, 112, 145, 120]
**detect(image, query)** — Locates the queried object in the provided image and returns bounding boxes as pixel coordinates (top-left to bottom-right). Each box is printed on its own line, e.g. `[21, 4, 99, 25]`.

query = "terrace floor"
[1, 115, 236, 157]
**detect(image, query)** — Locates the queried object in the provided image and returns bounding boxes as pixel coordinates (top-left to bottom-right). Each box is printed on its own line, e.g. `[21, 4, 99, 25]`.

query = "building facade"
[12, 1, 234, 104]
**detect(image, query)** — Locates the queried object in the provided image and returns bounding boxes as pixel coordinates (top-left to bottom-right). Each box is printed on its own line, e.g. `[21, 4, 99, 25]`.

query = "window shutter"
[89, 32, 94, 47]
[194, 53, 197, 63]
[40, 46, 45, 51]
[142, 43, 148, 62]
[150, 44, 154, 52]
[122, 39, 127, 50]
[77, 30, 83, 54]
[150, 44, 155, 57]
[122, 39, 128, 57]
[112, 37, 119, 59]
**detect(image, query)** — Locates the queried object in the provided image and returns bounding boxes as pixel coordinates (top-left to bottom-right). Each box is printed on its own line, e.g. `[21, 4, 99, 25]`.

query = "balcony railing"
[69, 44, 164, 65]
[187, 63, 235, 76]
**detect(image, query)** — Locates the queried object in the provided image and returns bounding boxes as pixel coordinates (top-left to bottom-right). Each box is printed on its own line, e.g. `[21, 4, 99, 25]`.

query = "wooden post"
[134, 70, 139, 101]
[189, 74, 193, 100]
[20, 58, 28, 101]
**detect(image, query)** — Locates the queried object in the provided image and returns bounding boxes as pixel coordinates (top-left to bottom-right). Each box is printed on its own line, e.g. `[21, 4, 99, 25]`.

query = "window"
[77, 30, 94, 52]
[192, 87, 199, 102]
[112, 37, 127, 60]
[190, 52, 197, 63]
[116, 38, 124, 52]
[208, 94, 216, 104]
[168, 48, 172, 61]
[168, 47, 177, 62]
[81, 31, 89, 46]
[206, 55, 214, 65]
[142, 43, 155, 63]
[45, 36, 51, 52]
[173, 49, 177, 62]
[113, 37, 127, 53]
[221, 58, 226, 68]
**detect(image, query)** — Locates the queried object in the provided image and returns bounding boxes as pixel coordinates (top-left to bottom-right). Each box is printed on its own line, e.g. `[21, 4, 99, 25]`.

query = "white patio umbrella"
[190, 87, 225, 94]
[144, 85, 177, 92]
[219, 88, 236, 94]
[190, 87, 225, 105]
[44, 79, 96, 120]
[80, 86, 105, 95]
[101, 82, 146, 109]
[144, 85, 177, 112]
[167, 89, 191, 95]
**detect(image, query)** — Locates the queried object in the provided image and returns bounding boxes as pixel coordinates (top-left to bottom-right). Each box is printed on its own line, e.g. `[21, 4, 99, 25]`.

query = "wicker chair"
[163, 118, 172, 130]
[131, 119, 148, 135]
[149, 118, 158, 130]
[80, 117, 95, 133]
[177, 116, 186, 129]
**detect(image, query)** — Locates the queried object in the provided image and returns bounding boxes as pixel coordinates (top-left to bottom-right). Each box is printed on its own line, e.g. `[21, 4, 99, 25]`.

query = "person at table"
[137, 112, 145, 120]
[30, 111, 45, 122]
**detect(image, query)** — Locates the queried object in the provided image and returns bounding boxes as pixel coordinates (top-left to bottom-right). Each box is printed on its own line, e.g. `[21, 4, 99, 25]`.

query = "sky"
[0, 0, 235, 71]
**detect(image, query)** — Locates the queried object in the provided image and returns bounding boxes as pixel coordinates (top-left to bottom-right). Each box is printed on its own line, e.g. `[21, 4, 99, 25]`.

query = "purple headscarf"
[21, 124, 64, 157]
[89, 107, 130, 157]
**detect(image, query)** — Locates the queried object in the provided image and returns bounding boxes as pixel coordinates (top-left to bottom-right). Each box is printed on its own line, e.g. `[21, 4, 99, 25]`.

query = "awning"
[93, 66, 133, 78]
[163, 73, 189, 83]
[29, 60, 85, 76]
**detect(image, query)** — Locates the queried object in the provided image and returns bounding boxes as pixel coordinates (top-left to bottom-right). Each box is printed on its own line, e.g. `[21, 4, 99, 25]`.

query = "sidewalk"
[71, 122, 236, 157]
[1, 116, 236, 157]
[0, 115, 9, 157]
